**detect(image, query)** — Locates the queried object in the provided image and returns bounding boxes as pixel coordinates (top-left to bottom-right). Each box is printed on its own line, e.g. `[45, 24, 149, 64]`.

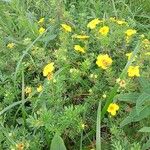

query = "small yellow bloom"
[87, 18, 101, 29]
[99, 26, 109, 36]
[61, 24, 72, 32]
[53, 79, 57, 83]
[125, 29, 137, 37]
[96, 54, 112, 69]
[73, 34, 89, 39]
[43, 63, 55, 77]
[38, 18, 44, 24]
[126, 52, 132, 60]
[81, 124, 85, 129]
[25, 86, 32, 94]
[89, 89, 93, 93]
[102, 94, 107, 99]
[47, 73, 53, 80]
[127, 66, 140, 77]
[125, 52, 137, 61]
[116, 78, 126, 88]
[37, 85, 43, 92]
[140, 34, 145, 38]
[116, 20, 127, 25]
[107, 103, 119, 116]
[90, 74, 97, 79]
[39, 27, 45, 34]
[16, 143, 24, 150]
[7, 43, 15, 49]
[109, 17, 116, 22]
[74, 45, 85, 53]
[142, 39, 149, 44]
[145, 52, 150, 55]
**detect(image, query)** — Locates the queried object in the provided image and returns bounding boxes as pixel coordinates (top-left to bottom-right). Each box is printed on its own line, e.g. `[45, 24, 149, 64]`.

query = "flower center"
[102, 59, 109, 66]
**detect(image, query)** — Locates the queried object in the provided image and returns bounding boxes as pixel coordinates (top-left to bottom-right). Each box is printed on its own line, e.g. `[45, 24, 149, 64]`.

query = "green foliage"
[117, 78, 150, 127]
[0, 0, 150, 149]
[139, 127, 150, 133]
[50, 133, 67, 150]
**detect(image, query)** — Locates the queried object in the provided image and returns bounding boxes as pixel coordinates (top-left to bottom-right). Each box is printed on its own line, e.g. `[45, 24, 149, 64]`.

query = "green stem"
[96, 101, 101, 150]
[80, 131, 83, 150]
[0, 92, 36, 116]
[101, 41, 141, 119]
[0, 101, 23, 116]
[21, 69, 26, 127]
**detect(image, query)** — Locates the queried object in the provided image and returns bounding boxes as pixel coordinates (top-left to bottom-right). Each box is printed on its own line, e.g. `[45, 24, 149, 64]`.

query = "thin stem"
[96, 101, 101, 150]
[80, 131, 83, 150]
[0, 101, 23, 116]
[21, 69, 26, 127]
[0, 92, 36, 116]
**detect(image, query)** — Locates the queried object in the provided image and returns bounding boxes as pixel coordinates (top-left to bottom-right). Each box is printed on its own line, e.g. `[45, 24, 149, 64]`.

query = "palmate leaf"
[50, 133, 67, 150]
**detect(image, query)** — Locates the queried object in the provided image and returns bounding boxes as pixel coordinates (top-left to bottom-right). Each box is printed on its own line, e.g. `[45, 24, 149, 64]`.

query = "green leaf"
[50, 133, 67, 150]
[139, 127, 150, 133]
[120, 105, 150, 127]
[39, 34, 57, 42]
[142, 138, 150, 150]
[116, 92, 140, 103]
[136, 92, 150, 115]
[139, 77, 150, 92]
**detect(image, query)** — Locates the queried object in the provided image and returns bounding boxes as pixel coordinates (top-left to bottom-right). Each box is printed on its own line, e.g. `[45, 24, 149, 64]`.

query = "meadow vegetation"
[0, 0, 150, 149]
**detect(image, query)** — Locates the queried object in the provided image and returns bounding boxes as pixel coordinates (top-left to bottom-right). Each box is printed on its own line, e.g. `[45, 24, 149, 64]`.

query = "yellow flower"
[140, 34, 145, 38]
[81, 124, 85, 129]
[107, 103, 119, 116]
[96, 54, 112, 69]
[74, 45, 85, 53]
[125, 29, 137, 37]
[109, 17, 116, 22]
[142, 39, 149, 44]
[16, 143, 24, 150]
[39, 27, 45, 34]
[99, 26, 109, 36]
[47, 73, 53, 80]
[38, 18, 44, 24]
[25, 86, 32, 94]
[7, 43, 15, 49]
[127, 66, 140, 77]
[37, 85, 43, 92]
[87, 18, 101, 29]
[145, 52, 150, 55]
[102, 94, 107, 99]
[116, 20, 127, 25]
[116, 78, 126, 88]
[126, 52, 136, 61]
[73, 34, 89, 39]
[126, 52, 132, 60]
[61, 24, 72, 32]
[43, 63, 55, 77]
